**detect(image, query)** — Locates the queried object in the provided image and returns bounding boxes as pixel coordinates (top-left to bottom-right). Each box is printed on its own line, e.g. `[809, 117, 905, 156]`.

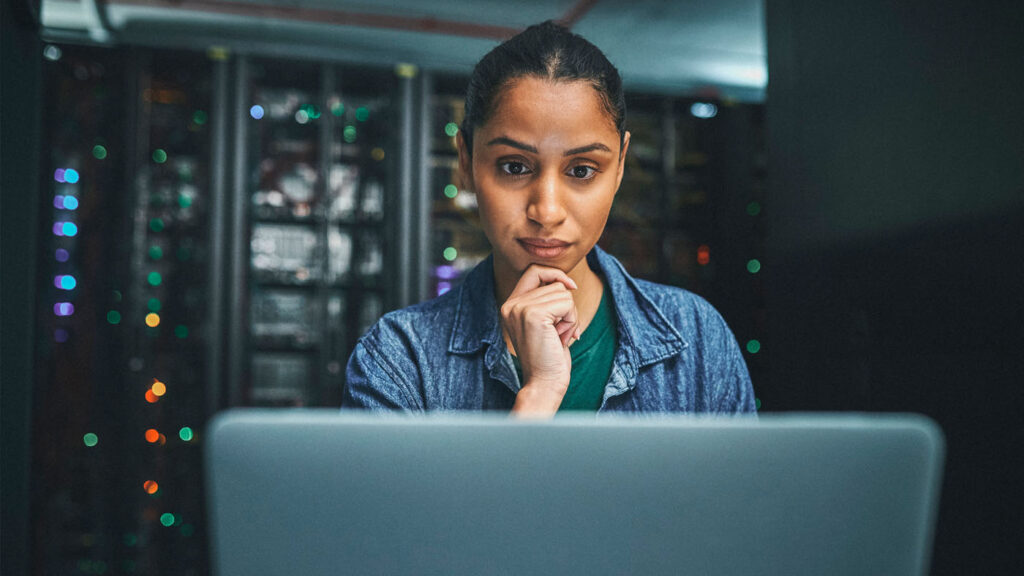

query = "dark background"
[4, 0, 1023, 574]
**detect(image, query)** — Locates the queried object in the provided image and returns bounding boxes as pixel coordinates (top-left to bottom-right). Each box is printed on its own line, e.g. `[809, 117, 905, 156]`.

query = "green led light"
[93, 145, 108, 160]
[303, 104, 321, 119]
[178, 194, 193, 208]
[746, 339, 761, 354]
[83, 433, 99, 447]
[149, 218, 164, 233]
[444, 184, 458, 199]
[746, 201, 761, 216]
[746, 259, 761, 274]
[176, 246, 191, 261]
[331, 102, 344, 116]
[147, 272, 162, 287]
[343, 125, 357, 143]
[159, 513, 175, 527]
[149, 245, 163, 260]
[152, 149, 167, 164]
[355, 107, 369, 122]
[180, 523, 195, 537]
[443, 247, 458, 262]
[107, 310, 121, 325]
[192, 110, 208, 125]
[123, 533, 138, 547]
[179, 427, 194, 442]
[113, 290, 123, 302]
[147, 298, 161, 312]
[755, 397, 762, 411]
[444, 122, 459, 137]
[174, 325, 189, 339]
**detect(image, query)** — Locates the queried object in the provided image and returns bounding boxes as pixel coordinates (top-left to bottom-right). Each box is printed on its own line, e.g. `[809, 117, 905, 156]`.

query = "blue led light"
[60, 222, 78, 237]
[64, 196, 79, 210]
[55, 275, 77, 290]
[250, 105, 265, 120]
[690, 102, 718, 119]
[437, 281, 452, 296]
[54, 302, 75, 316]
[64, 169, 80, 184]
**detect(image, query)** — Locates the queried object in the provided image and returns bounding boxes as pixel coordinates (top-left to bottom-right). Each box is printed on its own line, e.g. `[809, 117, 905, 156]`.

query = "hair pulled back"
[461, 20, 626, 155]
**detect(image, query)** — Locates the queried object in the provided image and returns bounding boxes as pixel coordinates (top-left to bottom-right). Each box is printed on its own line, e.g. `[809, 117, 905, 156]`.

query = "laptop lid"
[206, 411, 943, 576]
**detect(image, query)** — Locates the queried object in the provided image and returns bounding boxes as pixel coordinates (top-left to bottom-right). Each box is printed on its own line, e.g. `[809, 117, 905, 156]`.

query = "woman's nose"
[525, 171, 567, 227]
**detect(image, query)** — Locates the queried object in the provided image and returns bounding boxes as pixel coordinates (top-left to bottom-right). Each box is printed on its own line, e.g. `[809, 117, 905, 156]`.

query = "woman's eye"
[569, 165, 596, 179]
[500, 162, 529, 176]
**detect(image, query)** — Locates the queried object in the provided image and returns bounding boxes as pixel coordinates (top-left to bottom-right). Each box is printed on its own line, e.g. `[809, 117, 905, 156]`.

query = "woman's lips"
[518, 238, 571, 259]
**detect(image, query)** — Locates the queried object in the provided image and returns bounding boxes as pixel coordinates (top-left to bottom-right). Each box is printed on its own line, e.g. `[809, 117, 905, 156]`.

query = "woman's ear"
[456, 131, 473, 189]
[614, 131, 631, 192]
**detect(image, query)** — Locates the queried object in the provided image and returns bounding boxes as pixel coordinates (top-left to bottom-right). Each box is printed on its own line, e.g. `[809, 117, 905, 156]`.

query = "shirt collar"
[448, 246, 688, 368]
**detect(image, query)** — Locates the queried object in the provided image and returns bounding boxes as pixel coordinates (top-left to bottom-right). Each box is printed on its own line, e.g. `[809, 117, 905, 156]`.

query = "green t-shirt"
[512, 287, 617, 411]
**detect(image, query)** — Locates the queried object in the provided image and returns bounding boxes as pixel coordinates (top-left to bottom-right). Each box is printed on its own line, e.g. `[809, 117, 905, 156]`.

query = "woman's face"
[458, 76, 630, 287]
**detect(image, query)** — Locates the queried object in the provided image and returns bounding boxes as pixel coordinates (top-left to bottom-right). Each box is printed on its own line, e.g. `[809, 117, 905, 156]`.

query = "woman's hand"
[501, 265, 582, 416]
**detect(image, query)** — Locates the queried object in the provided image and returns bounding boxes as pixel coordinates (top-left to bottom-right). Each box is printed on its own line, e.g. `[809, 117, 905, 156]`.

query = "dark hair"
[461, 20, 626, 155]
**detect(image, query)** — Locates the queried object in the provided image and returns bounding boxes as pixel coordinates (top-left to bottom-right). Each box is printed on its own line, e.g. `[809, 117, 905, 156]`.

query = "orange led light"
[157, 434, 167, 446]
[143, 480, 159, 494]
[145, 313, 161, 327]
[145, 429, 160, 443]
[151, 380, 167, 396]
[145, 390, 159, 403]
[697, 245, 711, 266]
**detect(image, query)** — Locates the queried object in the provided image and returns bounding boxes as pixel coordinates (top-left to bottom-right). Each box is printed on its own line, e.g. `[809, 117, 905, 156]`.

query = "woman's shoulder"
[361, 289, 460, 348]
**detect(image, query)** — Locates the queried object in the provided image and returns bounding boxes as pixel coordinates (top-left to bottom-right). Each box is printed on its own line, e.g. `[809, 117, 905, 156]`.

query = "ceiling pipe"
[102, 0, 598, 41]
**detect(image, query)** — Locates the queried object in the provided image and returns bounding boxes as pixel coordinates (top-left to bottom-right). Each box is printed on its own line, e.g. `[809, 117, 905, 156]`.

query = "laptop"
[205, 410, 944, 576]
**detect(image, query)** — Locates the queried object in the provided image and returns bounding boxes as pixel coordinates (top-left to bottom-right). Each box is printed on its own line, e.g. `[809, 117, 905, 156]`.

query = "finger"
[509, 264, 578, 298]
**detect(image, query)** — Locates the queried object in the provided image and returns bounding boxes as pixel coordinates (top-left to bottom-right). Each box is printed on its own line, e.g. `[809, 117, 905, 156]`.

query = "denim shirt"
[343, 246, 756, 413]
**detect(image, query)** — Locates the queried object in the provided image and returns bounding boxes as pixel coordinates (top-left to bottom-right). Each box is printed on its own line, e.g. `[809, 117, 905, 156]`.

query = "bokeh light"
[747, 201, 762, 216]
[54, 302, 75, 316]
[343, 125, 357, 143]
[151, 379, 167, 396]
[143, 481, 159, 495]
[107, 310, 121, 325]
[145, 390, 159, 403]
[147, 298, 161, 312]
[145, 313, 161, 328]
[152, 149, 167, 164]
[444, 122, 459, 137]
[355, 107, 369, 122]
[746, 339, 761, 354]
[83, 433, 98, 447]
[55, 248, 70, 262]
[697, 245, 711, 266]
[179, 427, 194, 442]
[174, 325, 189, 339]
[145, 429, 160, 443]
[250, 105, 265, 120]
[149, 245, 163, 260]
[747, 259, 761, 274]
[147, 272, 162, 286]
[64, 169, 80, 183]
[443, 247, 457, 261]
[444, 184, 458, 199]
[192, 110, 208, 125]
[159, 513, 175, 527]
[93, 145, 108, 159]
[55, 275, 77, 290]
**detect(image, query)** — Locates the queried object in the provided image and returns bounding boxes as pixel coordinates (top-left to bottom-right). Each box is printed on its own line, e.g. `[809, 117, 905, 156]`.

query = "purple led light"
[55, 249, 70, 262]
[437, 281, 452, 296]
[54, 328, 69, 343]
[435, 265, 458, 280]
[54, 195, 66, 209]
[54, 302, 75, 316]
[53, 222, 65, 236]
[54, 169, 66, 183]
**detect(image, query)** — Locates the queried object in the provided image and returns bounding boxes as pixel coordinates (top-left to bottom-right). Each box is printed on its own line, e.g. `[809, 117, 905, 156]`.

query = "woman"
[344, 21, 755, 415]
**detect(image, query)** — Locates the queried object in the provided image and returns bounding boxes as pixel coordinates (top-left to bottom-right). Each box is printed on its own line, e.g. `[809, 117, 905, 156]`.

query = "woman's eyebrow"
[564, 142, 612, 156]
[486, 137, 537, 153]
